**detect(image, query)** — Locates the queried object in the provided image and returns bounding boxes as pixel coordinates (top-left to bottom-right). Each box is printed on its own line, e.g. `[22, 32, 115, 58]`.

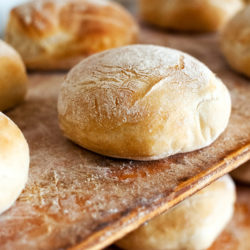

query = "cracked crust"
[5, 0, 139, 70]
[0, 112, 30, 214]
[58, 45, 231, 160]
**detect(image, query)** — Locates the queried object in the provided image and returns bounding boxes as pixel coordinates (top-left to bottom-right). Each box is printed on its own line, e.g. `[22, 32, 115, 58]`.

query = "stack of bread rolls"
[0, 0, 249, 249]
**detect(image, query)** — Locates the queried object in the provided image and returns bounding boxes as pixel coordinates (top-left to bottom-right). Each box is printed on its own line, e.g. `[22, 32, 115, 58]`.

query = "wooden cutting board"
[0, 25, 250, 250]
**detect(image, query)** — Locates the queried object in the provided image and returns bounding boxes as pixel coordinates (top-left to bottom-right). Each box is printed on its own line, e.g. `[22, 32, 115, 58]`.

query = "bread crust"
[221, 6, 250, 77]
[5, 0, 138, 70]
[0, 40, 27, 111]
[0, 112, 30, 214]
[58, 45, 231, 160]
[139, 0, 243, 32]
[116, 175, 236, 250]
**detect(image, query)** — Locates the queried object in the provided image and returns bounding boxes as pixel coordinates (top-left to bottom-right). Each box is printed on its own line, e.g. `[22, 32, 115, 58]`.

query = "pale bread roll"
[116, 175, 236, 250]
[231, 161, 250, 184]
[5, 0, 138, 70]
[0, 112, 29, 214]
[0, 40, 27, 111]
[58, 45, 231, 160]
[139, 0, 243, 32]
[221, 6, 250, 77]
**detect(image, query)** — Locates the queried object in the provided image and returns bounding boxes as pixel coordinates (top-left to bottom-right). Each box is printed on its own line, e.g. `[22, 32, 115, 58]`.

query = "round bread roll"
[0, 112, 30, 214]
[139, 0, 243, 32]
[231, 161, 250, 184]
[116, 175, 236, 250]
[58, 45, 231, 160]
[0, 40, 27, 111]
[5, 0, 139, 70]
[221, 6, 250, 77]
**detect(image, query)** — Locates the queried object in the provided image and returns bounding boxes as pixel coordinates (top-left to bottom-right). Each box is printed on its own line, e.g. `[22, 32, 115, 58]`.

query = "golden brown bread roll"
[221, 6, 250, 77]
[5, 0, 139, 70]
[0, 112, 30, 214]
[58, 45, 231, 160]
[231, 161, 250, 184]
[139, 0, 243, 32]
[0, 40, 27, 111]
[116, 175, 236, 250]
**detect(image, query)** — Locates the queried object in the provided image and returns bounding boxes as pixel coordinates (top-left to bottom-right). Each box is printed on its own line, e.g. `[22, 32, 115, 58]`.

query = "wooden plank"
[0, 27, 249, 250]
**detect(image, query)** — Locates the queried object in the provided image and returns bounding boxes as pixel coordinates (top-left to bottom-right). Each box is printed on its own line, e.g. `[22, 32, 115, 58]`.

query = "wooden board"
[0, 26, 250, 250]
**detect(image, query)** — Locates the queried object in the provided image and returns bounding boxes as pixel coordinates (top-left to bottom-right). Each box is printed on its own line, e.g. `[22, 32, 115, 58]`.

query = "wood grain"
[0, 26, 250, 250]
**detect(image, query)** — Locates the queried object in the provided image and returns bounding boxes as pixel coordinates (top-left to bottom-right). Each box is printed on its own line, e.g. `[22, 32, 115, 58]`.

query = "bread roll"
[0, 112, 29, 214]
[0, 40, 27, 111]
[231, 161, 250, 184]
[5, 0, 138, 70]
[221, 6, 250, 77]
[116, 175, 236, 250]
[58, 45, 231, 160]
[139, 0, 243, 32]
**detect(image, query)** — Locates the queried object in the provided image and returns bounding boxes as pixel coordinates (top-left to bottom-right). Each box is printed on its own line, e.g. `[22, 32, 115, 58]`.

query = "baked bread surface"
[0, 40, 27, 111]
[0, 112, 29, 214]
[116, 175, 236, 250]
[58, 45, 231, 160]
[221, 5, 250, 77]
[139, 0, 243, 32]
[5, 0, 138, 70]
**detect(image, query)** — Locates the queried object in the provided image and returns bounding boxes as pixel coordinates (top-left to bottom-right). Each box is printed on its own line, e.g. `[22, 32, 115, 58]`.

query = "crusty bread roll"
[231, 161, 250, 184]
[221, 6, 250, 77]
[116, 175, 236, 250]
[139, 0, 243, 32]
[58, 45, 231, 160]
[0, 40, 27, 111]
[0, 112, 29, 214]
[5, 0, 138, 70]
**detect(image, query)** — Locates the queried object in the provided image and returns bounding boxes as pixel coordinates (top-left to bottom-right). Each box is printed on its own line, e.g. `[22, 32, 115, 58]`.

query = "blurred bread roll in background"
[0, 112, 29, 214]
[221, 6, 250, 77]
[116, 175, 236, 250]
[5, 0, 138, 70]
[139, 0, 243, 32]
[0, 40, 27, 111]
[58, 45, 231, 160]
[231, 161, 250, 184]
